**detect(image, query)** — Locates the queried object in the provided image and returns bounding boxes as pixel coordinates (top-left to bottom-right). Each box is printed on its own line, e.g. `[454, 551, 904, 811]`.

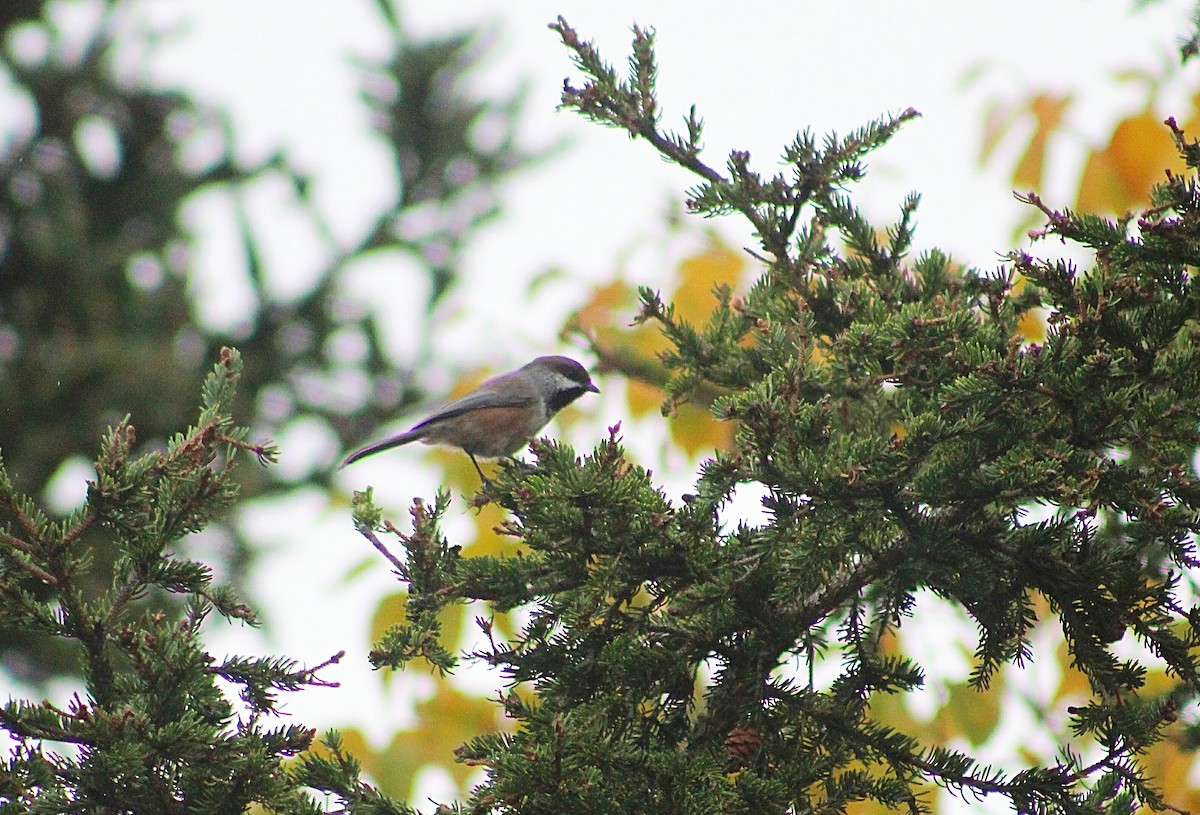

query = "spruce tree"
[356, 18, 1200, 814]
[0, 349, 409, 812]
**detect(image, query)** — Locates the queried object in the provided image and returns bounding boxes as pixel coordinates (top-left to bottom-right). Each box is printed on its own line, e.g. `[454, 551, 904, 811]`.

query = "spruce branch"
[0, 348, 399, 812]
[349, 18, 1200, 815]
[551, 16, 918, 270]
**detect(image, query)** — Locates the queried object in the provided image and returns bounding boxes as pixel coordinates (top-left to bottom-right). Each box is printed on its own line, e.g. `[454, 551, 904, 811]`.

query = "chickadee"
[341, 355, 599, 480]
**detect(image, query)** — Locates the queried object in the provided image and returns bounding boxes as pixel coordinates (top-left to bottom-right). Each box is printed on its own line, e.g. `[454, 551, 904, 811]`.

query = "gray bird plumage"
[340, 356, 598, 478]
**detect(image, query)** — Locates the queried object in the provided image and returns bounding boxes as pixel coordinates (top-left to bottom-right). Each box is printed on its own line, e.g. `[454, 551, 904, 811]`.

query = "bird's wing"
[407, 388, 538, 432]
[339, 387, 538, 469]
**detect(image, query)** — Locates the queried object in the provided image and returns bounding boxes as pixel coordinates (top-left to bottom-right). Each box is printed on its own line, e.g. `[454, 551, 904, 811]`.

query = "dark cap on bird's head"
[524, 355, 599, 413]
[526, 355, 599, 388]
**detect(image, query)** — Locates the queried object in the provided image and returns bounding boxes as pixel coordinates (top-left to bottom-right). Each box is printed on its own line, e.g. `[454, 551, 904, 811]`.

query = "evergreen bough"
[0, 349, 408, 814]
[356, 19, 1200, 815]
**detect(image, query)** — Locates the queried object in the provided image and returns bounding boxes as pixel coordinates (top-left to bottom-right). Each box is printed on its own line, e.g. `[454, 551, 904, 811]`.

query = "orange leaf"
[1077, 110, 1184, 213]
[1144, 739, 1200, 809]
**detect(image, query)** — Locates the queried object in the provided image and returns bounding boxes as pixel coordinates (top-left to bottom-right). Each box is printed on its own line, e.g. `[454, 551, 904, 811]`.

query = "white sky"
[10, 0, 1200, 810]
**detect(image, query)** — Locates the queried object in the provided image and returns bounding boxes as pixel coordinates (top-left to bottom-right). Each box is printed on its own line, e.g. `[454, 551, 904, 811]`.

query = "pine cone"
[725, 726, 763, 761]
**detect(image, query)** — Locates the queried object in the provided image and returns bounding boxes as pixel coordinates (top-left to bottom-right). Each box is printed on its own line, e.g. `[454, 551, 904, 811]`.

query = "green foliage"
[0, 349, 408, 813]
[0, 0, 536, 684]
[354, 489, 460, 674]
[356, 18, 1200, 815]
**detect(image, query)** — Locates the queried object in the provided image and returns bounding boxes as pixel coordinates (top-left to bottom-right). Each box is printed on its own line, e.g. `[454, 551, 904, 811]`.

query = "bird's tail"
[339, 429, 423, 469]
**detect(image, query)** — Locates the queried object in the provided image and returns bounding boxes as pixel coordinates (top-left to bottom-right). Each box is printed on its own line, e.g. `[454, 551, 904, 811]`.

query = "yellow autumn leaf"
[1053, 663, 1092, 709]
[846, 797, 910, 815]
[672, 236, 746, 325]
[370, 591, 409, 646]
[1143, 738, 1200, 811]
[627, 320, 672, 359]
[626, 377, 664, 418]
[468, 502, 515, 558]
[868, 688, 931, 744]
[306, 727, 378, 781]
[1016, 307, 1046, 343]
[1181, 96, 1200, 144]
[1138, 667, 1181, 698]
[669, 401, 732, 458]
[370, 682, 505, 798]
[573, 279, 637, 334]
[429, 445, 493, 491]
[569, 279, 657, 370]
[877, 628, 902, 657]
[1076, 110, 1184, 214]
[1013, 94, 1072, 190]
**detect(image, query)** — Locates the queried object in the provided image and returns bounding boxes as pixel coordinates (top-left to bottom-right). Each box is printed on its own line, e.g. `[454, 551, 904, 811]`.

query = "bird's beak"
[588, 382, 600, 393]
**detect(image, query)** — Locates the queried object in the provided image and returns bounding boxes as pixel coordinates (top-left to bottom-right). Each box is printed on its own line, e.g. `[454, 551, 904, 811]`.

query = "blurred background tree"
[0, 0, 536, 683]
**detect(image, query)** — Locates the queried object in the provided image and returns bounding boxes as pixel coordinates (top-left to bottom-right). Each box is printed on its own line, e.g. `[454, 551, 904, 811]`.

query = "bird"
[340, 355, 599, 480]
